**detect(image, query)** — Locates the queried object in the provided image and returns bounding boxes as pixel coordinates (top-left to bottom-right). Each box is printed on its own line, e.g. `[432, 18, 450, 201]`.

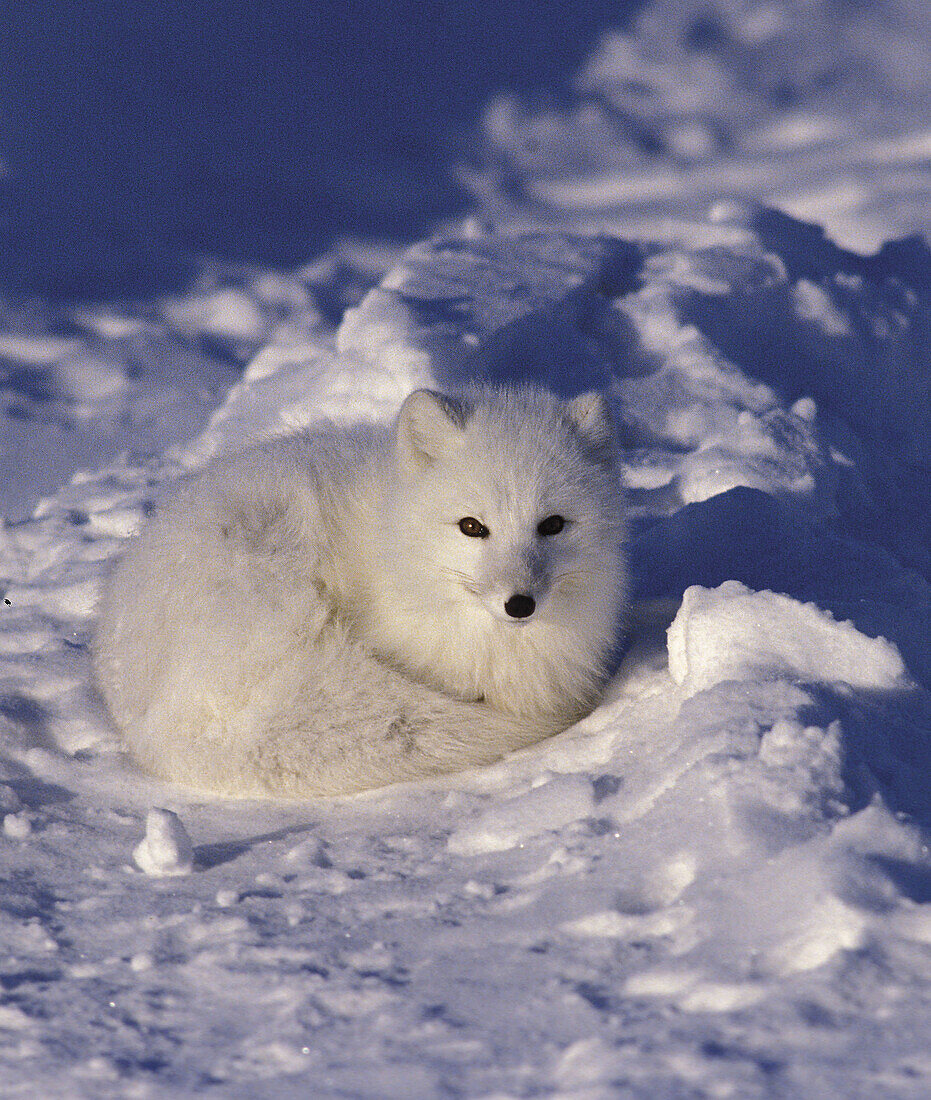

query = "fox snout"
[483, 587, 539, 624]
[469, 539, 555, 624]
[503, 593, 536, 619]
[482, 556, 549, 623]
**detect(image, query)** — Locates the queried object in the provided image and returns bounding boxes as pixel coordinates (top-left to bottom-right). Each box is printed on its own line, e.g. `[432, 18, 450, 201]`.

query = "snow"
[133, 809, 195, 877]
[3, 2, 931, 1096]
[667, 581, 908, 693]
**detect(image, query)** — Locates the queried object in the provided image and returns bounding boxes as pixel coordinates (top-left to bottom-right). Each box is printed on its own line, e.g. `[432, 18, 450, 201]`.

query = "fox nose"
[504, 593, 536, 619]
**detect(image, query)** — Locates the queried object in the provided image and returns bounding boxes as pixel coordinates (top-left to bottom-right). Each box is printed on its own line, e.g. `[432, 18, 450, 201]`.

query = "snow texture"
[3, 3, 931, 1096]
[133, 809, 195, 878]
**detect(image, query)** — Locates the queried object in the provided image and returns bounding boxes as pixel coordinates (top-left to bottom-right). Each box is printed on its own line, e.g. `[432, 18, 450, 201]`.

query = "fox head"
[377, 385, 628, 715]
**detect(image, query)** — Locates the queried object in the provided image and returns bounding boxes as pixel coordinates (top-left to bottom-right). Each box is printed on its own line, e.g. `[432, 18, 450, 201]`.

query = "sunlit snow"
[2, 2, 931, 1097]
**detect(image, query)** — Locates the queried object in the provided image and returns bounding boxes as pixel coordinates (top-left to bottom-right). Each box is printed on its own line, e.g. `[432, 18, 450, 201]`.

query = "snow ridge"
[2, 209, 931, 1096]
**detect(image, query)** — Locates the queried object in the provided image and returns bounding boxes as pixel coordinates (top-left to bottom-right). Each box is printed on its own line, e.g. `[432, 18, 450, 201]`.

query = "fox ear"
[395, 389, 466, 472]
[564, 391, 616, 465]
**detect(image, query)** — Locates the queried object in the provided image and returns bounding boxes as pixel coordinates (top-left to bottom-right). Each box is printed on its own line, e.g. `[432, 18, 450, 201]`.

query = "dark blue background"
[1, 0, 639, 296]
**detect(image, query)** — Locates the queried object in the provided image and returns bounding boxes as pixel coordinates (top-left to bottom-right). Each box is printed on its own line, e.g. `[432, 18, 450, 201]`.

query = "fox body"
[93, 385, 628, 797]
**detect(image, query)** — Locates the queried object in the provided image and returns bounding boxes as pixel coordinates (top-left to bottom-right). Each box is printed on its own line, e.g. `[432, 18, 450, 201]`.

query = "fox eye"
[459, 516, 489, 538]
[537, 514, 566, 536]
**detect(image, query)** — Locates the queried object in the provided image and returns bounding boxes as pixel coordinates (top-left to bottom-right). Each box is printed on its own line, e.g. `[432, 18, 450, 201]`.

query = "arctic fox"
[93, 385, 628, 797]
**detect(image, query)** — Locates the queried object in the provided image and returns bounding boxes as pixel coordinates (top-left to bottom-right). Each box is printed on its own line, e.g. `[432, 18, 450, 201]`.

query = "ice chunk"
[3, 812, 32, 838]
[133, 808, 195, 877]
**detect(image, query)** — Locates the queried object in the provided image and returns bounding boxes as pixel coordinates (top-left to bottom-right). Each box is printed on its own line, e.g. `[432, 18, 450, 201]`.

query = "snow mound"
[668, 580, 908, 694]
[338, 230, 641, 395]
[132, 808, 195, 877]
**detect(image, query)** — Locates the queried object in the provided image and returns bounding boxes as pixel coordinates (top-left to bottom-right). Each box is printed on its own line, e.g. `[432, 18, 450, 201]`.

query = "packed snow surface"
[3, 5, 931, 1097]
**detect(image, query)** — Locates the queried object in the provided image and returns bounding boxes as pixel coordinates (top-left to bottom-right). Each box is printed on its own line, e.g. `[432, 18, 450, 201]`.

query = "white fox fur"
[93, 385, 628, 797]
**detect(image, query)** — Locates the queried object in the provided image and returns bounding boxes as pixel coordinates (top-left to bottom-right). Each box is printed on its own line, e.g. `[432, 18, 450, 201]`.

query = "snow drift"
[2, 204, 931, 1095]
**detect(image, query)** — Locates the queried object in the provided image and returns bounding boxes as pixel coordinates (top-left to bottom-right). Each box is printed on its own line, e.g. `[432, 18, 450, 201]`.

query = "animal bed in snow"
[93, 384, 628, 796]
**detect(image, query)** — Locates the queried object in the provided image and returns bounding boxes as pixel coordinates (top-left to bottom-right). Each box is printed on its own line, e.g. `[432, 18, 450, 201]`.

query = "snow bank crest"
[667, 580, 908, 695]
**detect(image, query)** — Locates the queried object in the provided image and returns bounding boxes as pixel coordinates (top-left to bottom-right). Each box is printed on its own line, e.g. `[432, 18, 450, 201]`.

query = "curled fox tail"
[112, 618, 572, 798]
[245, 694, 565, 798]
